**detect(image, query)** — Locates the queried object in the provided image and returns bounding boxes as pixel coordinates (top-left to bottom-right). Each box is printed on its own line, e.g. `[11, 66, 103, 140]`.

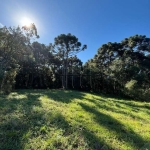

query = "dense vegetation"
[85, 36, 150, 101]
[0, 90, 150, 150]
[0, 24, 150, 100]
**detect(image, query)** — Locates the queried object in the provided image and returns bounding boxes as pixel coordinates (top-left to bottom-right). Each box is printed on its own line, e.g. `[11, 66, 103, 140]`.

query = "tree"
[0, 24, 39, 93]
[83, 34, 150, 100]
[51, 33, 87, 89]
[15, 41, 57, 89]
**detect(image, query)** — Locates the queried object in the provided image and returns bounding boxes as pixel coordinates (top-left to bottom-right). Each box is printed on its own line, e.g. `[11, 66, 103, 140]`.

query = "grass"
[0, 89, 150, 150]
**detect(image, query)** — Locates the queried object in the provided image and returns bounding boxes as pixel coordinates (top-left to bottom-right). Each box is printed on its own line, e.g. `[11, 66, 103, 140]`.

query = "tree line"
[0, 24, 150, 101]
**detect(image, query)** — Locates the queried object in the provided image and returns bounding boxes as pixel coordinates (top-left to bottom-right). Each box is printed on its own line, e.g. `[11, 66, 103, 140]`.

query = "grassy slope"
[0, 90, 150, 150]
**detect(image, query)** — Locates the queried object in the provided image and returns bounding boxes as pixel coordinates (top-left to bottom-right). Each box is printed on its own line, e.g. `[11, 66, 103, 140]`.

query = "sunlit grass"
[0, 89, 150, 150]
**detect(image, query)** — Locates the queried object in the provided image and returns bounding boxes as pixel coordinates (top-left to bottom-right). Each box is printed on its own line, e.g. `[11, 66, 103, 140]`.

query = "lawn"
[0, 89, 150, 150]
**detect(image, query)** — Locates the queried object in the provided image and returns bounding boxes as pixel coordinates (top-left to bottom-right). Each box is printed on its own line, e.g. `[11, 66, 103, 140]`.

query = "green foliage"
[125, 80, 138, 99]
[85, 35, 150, 99]
[1, 69, 17, 94]
[0, 24, 44, 92]
[125, 80, 150, 101]
[125, 79, 137, 90]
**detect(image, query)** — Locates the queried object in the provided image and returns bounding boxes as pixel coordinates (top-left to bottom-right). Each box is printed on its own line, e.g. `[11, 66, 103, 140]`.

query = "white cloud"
[0, 23, 4, 28]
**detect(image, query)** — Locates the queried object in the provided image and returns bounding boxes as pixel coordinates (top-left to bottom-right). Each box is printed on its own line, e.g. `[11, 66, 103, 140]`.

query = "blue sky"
[0, 0, 150, 63]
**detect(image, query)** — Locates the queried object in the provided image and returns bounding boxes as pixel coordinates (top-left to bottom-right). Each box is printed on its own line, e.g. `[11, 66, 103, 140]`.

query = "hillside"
[0, 90, 150, 150]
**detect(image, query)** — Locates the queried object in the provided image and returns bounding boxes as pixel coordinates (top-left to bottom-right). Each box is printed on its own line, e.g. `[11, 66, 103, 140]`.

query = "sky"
[0, 0, 150, 63]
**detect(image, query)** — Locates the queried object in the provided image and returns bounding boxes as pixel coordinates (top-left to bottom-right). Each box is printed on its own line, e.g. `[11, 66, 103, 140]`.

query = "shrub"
[125, 80, 150, 101]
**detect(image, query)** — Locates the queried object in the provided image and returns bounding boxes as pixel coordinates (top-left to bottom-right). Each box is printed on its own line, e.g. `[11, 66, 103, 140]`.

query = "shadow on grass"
[85, 93, 150, 119]
[115, 100, 150, 111]
[0, 90, 119, 150]
[0, 89, 149, 150]
[79, 102, 147, 150]
[0, 91, 45, 150]
[41, 89, 86, 103]
[85, 98, 148, 122]
[13, 89, 86, 103]
[110, 99, 150, 116]
[82, 129, 112, 150]
[46, 108, 112, 150]
[0, 89, 87, 150]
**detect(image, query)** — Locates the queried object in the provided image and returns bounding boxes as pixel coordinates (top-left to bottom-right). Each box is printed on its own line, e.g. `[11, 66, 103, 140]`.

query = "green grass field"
[0, 89, 150, 150]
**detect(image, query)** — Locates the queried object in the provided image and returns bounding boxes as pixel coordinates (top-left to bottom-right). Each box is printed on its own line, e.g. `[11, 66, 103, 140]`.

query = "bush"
[125, 80, 150, 101]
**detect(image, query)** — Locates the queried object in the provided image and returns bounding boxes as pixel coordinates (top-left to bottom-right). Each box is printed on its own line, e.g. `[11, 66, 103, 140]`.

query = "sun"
[21, 17, 32, 27]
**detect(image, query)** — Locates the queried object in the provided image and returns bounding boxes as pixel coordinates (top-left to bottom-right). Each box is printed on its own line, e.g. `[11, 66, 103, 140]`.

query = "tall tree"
[50, 33, 87, 89]
[84, 34, 150, 100]
[0, 24, 39, 93]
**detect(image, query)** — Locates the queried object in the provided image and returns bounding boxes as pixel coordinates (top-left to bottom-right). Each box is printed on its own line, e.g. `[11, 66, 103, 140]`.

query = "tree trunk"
[62, 51, 65, 89]
[72, 66, 74, 88]
[65, 61, 68, 89]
